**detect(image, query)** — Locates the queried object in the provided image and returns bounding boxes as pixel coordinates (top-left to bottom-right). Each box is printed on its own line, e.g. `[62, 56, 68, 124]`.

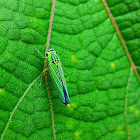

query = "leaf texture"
[0, 0, 140, 140]
[106, 0, 140, 74]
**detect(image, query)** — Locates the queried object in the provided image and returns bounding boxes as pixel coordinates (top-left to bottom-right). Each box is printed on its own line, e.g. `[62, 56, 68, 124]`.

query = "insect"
[35, 48, 70, 106]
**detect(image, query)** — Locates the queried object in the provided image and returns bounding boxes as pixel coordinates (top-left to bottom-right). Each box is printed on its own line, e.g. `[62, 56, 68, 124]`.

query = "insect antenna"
[34, 48, 47, 60]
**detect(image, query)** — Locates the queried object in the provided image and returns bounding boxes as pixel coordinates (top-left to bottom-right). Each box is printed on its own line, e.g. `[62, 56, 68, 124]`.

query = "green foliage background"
[0, 0, 140, 140]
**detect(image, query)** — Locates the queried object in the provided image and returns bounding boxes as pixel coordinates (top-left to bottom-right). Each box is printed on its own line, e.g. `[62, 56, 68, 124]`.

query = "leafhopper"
[35, 48, 70, 106]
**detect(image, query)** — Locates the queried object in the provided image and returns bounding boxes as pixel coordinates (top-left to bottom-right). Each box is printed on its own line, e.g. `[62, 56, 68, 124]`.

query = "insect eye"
[46, 53, 48, 57]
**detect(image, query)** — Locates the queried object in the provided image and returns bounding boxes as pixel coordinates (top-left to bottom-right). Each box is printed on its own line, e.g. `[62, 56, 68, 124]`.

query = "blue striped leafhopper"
[35, 48, 70, 106]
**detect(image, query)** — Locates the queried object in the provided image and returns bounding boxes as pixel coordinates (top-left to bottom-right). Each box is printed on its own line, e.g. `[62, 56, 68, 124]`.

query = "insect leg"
[39, 68, 48, 87]
[34, 48, 48, 86]
[39, 74, 43, 87]
[43, 68, 48, 73]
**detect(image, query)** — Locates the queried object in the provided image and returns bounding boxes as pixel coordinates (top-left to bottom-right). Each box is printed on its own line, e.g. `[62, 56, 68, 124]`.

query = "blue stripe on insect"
[63, 85, 70, 104]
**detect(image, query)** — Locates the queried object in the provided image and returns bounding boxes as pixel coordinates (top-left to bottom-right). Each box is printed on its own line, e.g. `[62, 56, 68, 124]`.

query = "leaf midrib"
[43, 0, 56, 140]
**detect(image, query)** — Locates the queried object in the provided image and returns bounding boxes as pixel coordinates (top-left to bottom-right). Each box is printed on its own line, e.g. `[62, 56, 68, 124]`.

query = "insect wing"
[57, 62, 70, 104]
[48, 60, 69, 104]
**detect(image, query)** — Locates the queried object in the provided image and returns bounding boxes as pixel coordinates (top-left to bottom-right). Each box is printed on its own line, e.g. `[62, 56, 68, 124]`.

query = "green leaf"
[106, 0, 140, 74]
[0, 0, 140, 140]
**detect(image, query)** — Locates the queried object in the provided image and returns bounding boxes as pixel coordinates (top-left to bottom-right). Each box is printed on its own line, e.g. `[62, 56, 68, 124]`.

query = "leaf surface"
[106, 0, 140, 74]
[0, 0, 140, 140]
